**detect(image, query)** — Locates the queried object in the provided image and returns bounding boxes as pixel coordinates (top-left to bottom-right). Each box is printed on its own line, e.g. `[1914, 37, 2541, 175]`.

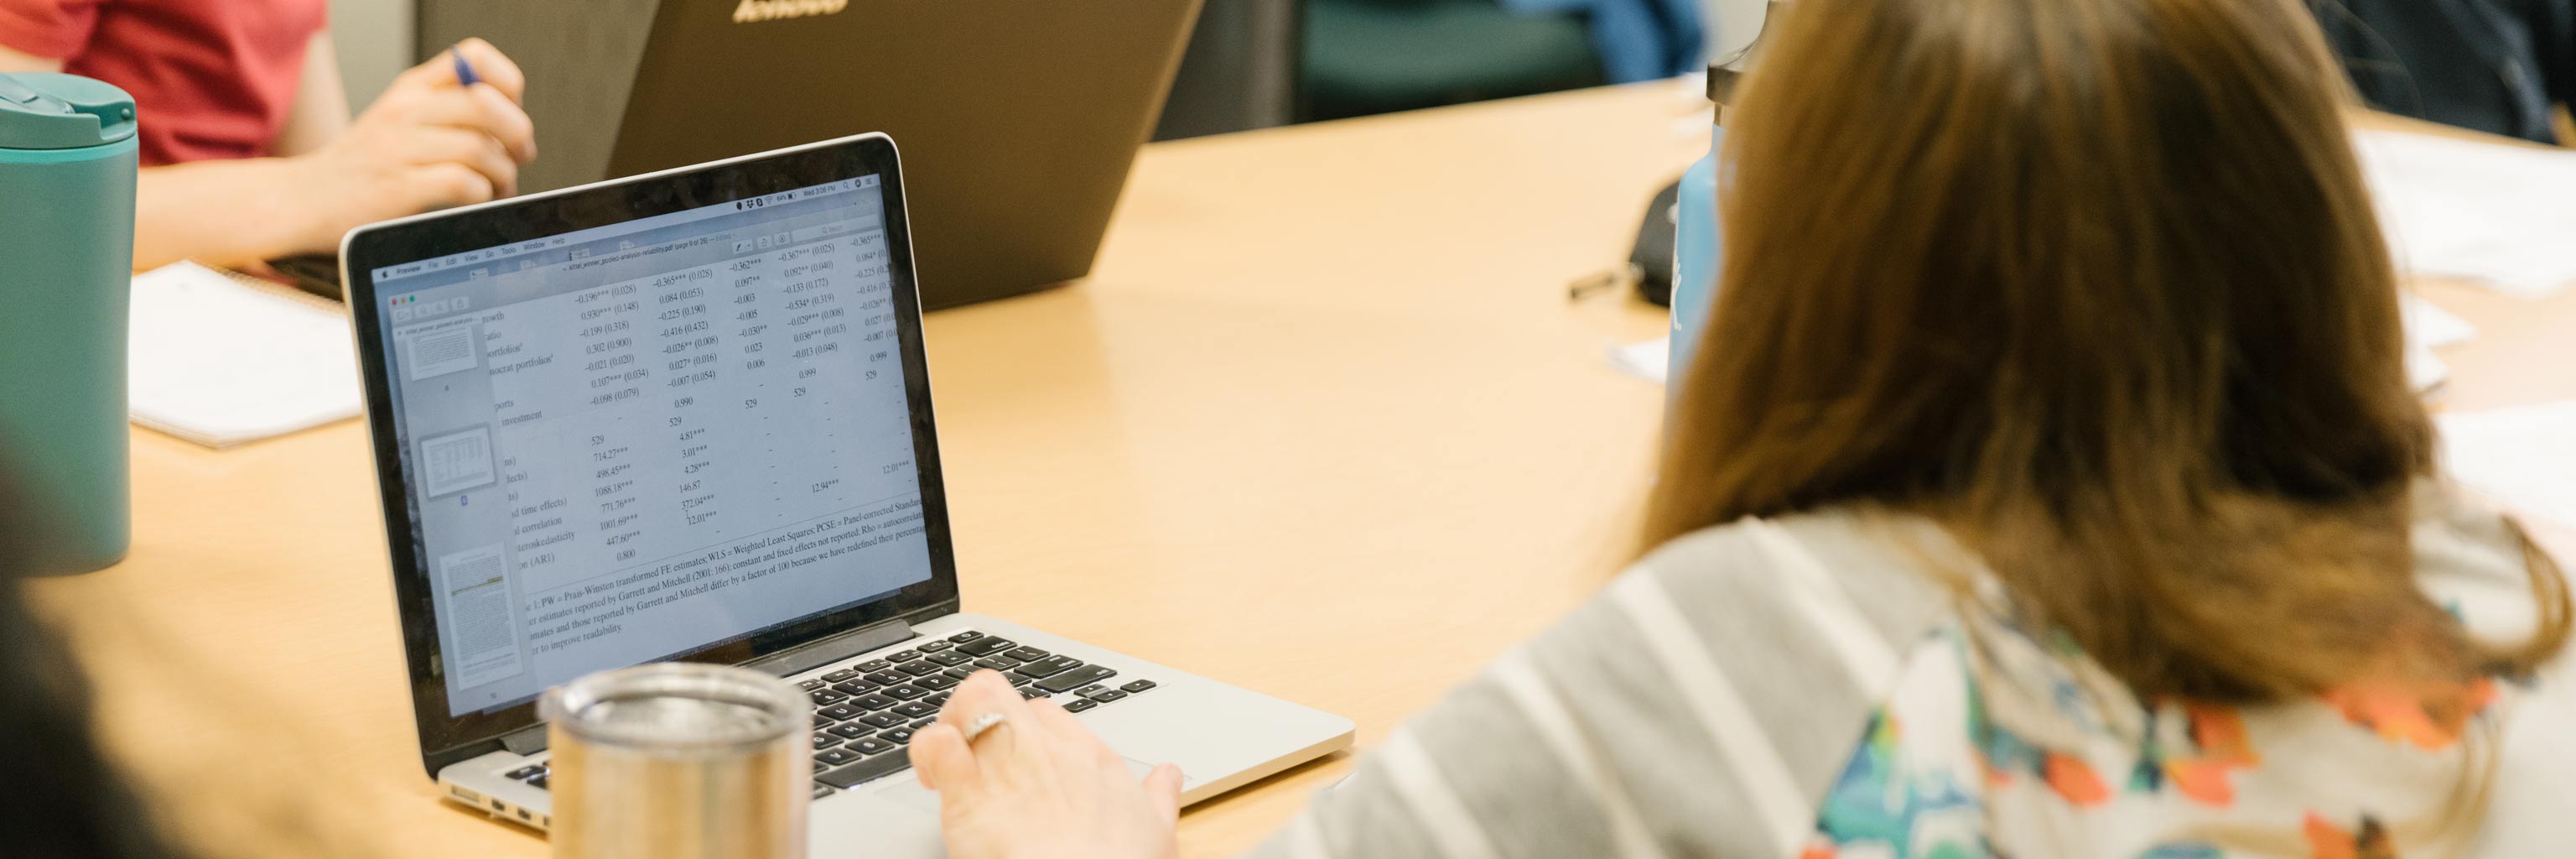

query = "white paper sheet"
[1607, 336, 1672, 384]
[2402, 294, 2478, 348]
[128, 263, 363, 448]
[1616, 294, 2471, 392]
[2357, 129, 2576, 297]
[2438, 401, 2576, 532]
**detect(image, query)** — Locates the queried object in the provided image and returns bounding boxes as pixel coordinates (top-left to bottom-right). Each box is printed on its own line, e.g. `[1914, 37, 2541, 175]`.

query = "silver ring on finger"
[960, 711, 1010, 747]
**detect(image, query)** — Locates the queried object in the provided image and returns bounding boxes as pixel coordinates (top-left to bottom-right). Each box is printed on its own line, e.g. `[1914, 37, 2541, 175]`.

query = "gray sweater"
[1244, 511, 1951, 858]
[1241, 499, 2564, 857]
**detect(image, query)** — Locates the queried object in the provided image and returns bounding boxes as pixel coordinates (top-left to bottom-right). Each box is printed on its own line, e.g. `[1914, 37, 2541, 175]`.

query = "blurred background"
[334, 0, 1763, 193]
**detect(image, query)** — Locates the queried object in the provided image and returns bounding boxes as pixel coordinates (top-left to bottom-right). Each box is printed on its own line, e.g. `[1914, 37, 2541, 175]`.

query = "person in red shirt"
[0, 1, 536, 272]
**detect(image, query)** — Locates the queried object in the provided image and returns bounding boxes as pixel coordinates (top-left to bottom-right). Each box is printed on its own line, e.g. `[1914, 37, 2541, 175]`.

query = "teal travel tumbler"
[0, 73, 138, 576]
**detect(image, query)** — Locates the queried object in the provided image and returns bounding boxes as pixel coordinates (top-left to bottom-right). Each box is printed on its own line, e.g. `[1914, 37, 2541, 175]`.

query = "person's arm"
[6, 41, 311, 270]
[915, 513, 1955, 858]
[8, 18, 331, 268]
[1233, 521, 1947, 858]
[0, 42, 62, 73]
[130, 39, 536, 271]
[0, 47, 297, 273]
[130, 29, 356, 272]
[12, 36, 531, 270]
[9, 32, 532, 269]
[275, 30, 351, 158]
[131, 159, 331, 271]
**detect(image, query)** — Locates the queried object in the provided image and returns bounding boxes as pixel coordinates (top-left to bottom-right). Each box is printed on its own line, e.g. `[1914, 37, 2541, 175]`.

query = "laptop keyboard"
[498, 630, 1161, 800]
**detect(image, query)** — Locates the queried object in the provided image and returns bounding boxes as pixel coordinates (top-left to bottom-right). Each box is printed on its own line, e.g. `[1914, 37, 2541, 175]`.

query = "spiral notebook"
[128, 262, 363, 449]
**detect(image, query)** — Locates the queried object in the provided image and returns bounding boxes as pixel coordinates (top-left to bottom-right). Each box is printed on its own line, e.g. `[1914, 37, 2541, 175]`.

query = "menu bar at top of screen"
[370, 175, 880, 285]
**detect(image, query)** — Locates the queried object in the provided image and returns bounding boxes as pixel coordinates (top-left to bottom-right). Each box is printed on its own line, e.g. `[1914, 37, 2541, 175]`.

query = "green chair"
[1301, 0, 1604, 122]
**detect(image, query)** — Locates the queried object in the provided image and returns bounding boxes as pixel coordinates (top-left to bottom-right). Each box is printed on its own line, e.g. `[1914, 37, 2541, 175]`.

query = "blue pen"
[450, 49, 480, 88]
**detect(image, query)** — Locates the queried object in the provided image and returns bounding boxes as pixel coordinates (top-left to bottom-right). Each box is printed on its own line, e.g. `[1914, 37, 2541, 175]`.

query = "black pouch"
[1629, 177, 1682, 306]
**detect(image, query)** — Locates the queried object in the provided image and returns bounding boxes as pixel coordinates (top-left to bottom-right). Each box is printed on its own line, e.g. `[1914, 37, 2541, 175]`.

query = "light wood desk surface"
[34, 82, 2576, 858]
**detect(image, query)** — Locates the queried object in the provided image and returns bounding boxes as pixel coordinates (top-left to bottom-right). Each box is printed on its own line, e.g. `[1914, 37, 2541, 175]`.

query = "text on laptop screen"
[370, 176, 932, 716]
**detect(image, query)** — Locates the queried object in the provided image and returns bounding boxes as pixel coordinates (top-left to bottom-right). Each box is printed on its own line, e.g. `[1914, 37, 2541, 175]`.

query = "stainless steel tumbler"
[541, 663, 810, 859]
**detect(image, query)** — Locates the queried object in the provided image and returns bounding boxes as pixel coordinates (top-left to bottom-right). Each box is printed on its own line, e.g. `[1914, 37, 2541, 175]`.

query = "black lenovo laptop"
[607, 0, 1203, 310]
[284, 0, 1202, 311]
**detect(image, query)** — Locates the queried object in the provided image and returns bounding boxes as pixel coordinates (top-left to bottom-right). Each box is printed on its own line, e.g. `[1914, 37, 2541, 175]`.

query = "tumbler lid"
[0, 73, 137, 152]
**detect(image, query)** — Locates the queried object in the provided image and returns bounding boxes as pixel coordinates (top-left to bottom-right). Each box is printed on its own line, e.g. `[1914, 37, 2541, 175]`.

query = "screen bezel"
[340, 134, 961, 773]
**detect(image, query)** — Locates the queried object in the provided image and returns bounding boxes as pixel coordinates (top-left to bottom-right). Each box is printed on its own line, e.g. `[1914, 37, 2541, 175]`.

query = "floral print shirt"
[1804, 512, 2573, 859]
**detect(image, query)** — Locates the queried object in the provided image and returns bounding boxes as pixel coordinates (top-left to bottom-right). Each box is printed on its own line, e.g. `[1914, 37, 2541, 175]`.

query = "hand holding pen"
[275, 39, 538, 253]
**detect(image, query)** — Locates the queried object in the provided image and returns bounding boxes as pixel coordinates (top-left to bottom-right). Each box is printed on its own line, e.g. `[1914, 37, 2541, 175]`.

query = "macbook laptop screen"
[366, 174, 934, 716]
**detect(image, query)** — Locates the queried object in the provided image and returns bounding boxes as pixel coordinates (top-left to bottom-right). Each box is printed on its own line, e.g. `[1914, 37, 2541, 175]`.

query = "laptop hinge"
[742, 617, 917, 679]
[501, 723, 549, 757]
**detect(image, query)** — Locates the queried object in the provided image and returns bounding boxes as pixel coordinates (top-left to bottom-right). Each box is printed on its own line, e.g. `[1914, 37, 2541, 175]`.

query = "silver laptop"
[339, 133, 1351, 851]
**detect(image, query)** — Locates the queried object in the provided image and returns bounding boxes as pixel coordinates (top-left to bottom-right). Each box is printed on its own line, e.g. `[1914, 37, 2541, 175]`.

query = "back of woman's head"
[1646, 0, 2568, 701]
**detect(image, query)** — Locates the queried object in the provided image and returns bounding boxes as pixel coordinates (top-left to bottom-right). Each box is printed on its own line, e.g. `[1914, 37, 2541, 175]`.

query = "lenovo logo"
[734, 0, 849, 23]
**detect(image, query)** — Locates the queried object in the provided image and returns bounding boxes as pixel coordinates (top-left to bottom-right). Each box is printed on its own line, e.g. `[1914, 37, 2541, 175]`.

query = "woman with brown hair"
[904, 0, 2576, 854]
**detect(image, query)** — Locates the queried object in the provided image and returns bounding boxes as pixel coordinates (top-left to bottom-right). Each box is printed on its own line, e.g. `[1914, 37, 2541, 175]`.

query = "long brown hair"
[1645, 0, 2569, 703]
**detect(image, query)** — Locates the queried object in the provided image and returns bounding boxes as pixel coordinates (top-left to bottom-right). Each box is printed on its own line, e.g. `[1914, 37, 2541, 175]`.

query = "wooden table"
[34, 82, 2576, 859]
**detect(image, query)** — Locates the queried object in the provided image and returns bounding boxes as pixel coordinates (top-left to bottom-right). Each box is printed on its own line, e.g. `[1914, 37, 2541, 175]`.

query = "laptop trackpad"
[872, 757, 1161, 815]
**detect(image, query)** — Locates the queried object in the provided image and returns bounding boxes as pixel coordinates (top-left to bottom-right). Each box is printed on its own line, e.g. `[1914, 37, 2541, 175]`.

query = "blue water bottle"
[1670, 4, 1779, 398]
[0, 73, 138, 576]
[1667, 72, 1724, 397]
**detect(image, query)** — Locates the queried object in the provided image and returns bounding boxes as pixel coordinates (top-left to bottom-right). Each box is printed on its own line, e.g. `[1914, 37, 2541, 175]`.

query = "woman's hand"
[911, 671, 1185, 859]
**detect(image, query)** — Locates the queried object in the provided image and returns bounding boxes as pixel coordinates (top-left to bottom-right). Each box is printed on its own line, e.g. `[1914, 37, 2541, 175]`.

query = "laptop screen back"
[366, 168, 935, 717]
[608, 0, 1202, 310]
